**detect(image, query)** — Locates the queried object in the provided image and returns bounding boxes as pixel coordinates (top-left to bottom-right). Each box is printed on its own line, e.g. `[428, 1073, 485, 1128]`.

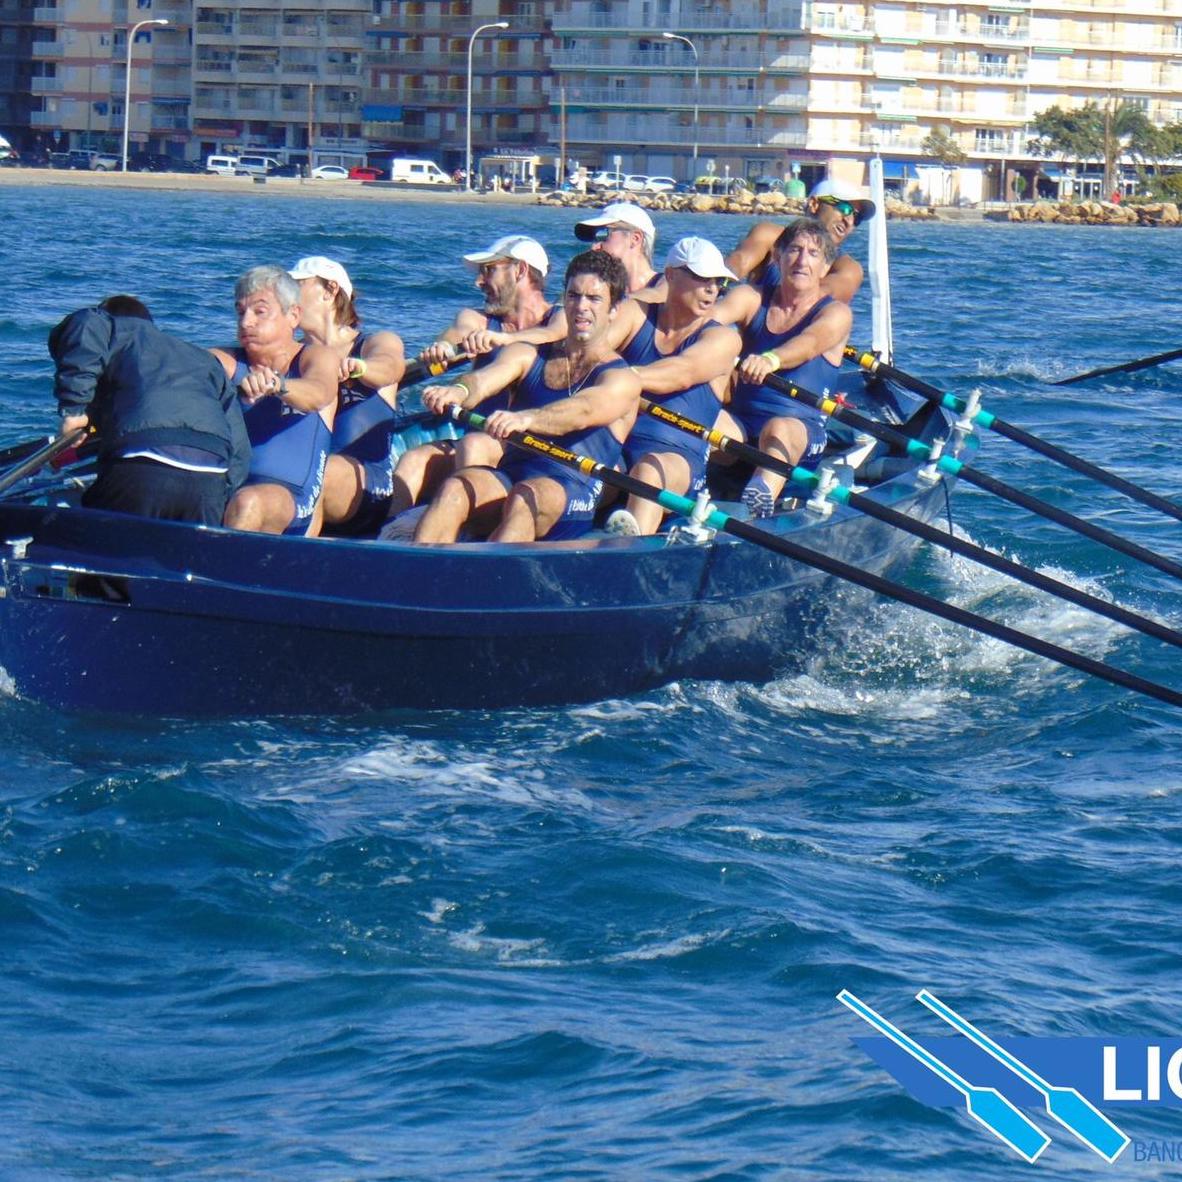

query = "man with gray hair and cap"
[725, 178, 876, 304]
[388, 235, 556, 524]
[574, 201, 661, 294]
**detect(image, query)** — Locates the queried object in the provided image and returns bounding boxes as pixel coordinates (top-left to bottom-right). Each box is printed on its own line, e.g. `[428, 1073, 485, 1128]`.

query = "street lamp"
[122, 17, 168, 171]
[663, 31, 699, 182]
[466, 20, 509, 192]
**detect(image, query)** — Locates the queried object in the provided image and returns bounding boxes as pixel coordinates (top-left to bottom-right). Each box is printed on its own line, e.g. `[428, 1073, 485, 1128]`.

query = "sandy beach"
[0, 166, 541, 205]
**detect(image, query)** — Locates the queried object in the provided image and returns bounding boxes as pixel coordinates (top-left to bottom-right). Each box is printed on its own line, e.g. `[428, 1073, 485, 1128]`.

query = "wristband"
[351, 357, 367, 379]
[760, 350, 782, 372]
[277, 375, 289, 398]
[452, 379, 471, 396]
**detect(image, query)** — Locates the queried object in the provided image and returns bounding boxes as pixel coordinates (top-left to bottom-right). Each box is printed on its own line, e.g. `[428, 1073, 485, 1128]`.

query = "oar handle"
[0, 428, 87, 498]
[401, 350, 472, 389]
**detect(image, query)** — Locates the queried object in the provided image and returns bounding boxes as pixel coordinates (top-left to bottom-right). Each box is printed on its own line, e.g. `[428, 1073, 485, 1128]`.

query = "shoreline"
[6, 168, 1177, 227]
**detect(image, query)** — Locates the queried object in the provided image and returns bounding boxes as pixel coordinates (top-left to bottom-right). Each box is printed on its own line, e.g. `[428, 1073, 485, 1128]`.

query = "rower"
[597, 237, 741, 537]
[412, 251, 640, 544]
[287, 256, 406, 536]
[725, 179, 876, 304]
[385, 235, 554, 524]
[212, 265, 339, 535]
[574, 202, 663, 295]
[713, 217, 853, 517]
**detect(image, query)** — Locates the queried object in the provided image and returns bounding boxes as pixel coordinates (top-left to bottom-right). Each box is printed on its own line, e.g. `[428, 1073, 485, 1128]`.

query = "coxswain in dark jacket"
[49, 295, 251, 525]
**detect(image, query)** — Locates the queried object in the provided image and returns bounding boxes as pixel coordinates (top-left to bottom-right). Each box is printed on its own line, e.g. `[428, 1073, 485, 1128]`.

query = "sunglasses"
[476, 260, 513, 279]
[816, 195, 861, 222]
[593, 225, 634, 242]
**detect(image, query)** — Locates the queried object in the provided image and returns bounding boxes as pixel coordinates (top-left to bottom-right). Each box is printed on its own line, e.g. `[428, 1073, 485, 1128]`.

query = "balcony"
[936, 60, 1027, 80]
[564, 117, 806, 149]
[30, 110, 59, 126]
[552, 6, 802, 33]
[377, 50, 547, 71]
[550, 49, 807, 72]
[555, 84, 801, 113]
[371, 14, 549, 36]
[31, 40, 64, 58]
[31, 6, 57, 21]
[976, 23, 1030, 42]
[196, 22, 235, 37]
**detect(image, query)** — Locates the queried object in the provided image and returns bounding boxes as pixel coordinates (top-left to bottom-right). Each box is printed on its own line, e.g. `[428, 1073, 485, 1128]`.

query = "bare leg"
[320, 455, 366, 526]
[754, 417, 807, 500]
[626, 451, 692, 535]
[387, 441, 454, 519]
[414, 466, 508, 543]
[491, 477, 567, 543]
[224, 483, 297, 534]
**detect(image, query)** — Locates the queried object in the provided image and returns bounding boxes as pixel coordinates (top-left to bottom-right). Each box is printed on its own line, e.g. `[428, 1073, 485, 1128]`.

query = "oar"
[764, 371, 1182, 582]
[847, 346, 1182, 525]
[451, 406, 1182, 708]
[0, 435, 53, 469]
[916, 990, 1128, 1163]
[837, 990, 1051, 1162]
[400, 351, 472, 388]
[1054, 346, 1182, 387]
[0, 428, 86, 498]
[640, 400, 1182, 652]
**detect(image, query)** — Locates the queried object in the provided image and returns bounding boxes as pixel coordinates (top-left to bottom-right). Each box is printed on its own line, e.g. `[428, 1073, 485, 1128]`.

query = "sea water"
[1, 184, 1181, 1180]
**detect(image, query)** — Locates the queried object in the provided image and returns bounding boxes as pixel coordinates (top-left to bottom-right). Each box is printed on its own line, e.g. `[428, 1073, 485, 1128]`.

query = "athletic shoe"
[741, 478, 776, 519]
[605, 508, 641, 536]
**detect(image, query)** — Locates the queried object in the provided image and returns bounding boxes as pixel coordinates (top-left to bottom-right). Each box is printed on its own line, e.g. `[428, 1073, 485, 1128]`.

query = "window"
[974, 127, 1006, 151]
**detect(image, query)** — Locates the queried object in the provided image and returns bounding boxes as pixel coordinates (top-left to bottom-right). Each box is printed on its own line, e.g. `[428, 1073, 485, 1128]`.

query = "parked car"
[234, 154, 281, 177]
[621, 174, 651, 192]
[389, 158, 450, 185]
[588, 169, 626, 191]
[643, 175, 677, 193]
[205, 154, 239, 176]
[348, 165, 384, 181]
[311, 164, 348, 180]
[49, 152, 73, 170]
[94, 153, 120, 171]
[267, 162, 302, 178]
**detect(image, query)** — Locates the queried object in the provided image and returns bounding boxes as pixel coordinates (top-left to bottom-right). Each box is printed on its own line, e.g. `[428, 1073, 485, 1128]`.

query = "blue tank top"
[330, 332, 401, 459]
[732, 292, 841, 429]
[620, 304, 722, 457]
[233, 346, 333, 500]
[472, 306, 557, 413]
[502, 343, 628, 476]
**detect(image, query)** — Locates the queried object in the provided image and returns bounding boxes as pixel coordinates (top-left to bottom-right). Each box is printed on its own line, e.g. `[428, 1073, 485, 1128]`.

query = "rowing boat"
[0, 381, 961, 715]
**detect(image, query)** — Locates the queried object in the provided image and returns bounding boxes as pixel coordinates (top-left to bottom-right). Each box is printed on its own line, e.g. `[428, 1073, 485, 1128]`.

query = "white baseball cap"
[289, 256, 353, 297]
[665, 236, 737, 282]
[462, 234, 549, 277]
[574, 201, 656, 243]
[809, 179, 876, 222]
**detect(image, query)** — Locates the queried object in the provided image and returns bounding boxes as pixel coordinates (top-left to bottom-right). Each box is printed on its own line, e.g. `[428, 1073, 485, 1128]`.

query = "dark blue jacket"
[49, 307, 251, 493]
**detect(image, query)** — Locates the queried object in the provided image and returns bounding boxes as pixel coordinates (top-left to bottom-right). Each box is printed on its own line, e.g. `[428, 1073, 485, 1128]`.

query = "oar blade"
[1045, 1085, 1129, 1162]
[965, 1086, 1050, 1162]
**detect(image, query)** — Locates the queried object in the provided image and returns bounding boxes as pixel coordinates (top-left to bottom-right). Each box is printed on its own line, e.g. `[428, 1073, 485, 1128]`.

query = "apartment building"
[3, 0, 1181, 188]
[550, 0, 1182, 199]
[362, 0, 550, 171]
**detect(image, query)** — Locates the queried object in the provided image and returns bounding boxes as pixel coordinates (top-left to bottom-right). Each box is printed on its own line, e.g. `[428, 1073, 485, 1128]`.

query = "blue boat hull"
[0, 401, 965, 716]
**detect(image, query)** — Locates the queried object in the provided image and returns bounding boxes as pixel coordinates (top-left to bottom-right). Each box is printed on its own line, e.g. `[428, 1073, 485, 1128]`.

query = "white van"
[234, 154, 281, 177]
[389, 158, 451, 185]
[205, 154, 238, 176]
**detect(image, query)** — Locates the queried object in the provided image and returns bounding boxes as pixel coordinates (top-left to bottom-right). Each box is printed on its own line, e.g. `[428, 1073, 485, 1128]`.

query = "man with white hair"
[726, 178, 876, 303]
[211, 264, 339, 535]
[574, 202, 661, 293]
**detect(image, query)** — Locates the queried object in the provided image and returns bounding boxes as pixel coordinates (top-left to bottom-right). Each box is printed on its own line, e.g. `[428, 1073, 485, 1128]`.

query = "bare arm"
[348, 328, 405, 390]
[484, 364, 641, 441]
[822, 254, 864, 304]
[708, 283, 760, 330]
[421, 341, 536, 415]
[737, 300, 852, 384]
[632, 324, 741, 396]
[284, 342, 339, 412]
[460, 312, 565, 357]
[725, 221, 782, 281]
[419, 307, 488, 365]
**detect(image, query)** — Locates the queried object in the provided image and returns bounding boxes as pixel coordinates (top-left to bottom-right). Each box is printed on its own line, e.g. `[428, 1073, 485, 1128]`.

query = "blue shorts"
[492, 460, 601, 541]
[622, 436, 709, 496]
[729, 408, 828, 470]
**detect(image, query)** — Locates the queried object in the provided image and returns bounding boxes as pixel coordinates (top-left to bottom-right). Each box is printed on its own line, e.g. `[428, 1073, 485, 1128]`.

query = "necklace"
[565, 352, 594, 399]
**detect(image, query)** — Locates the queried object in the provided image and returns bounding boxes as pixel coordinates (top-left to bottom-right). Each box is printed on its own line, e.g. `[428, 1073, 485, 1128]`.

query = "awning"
[361, 104, 403, 121]
[881, 159, 911, 179]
